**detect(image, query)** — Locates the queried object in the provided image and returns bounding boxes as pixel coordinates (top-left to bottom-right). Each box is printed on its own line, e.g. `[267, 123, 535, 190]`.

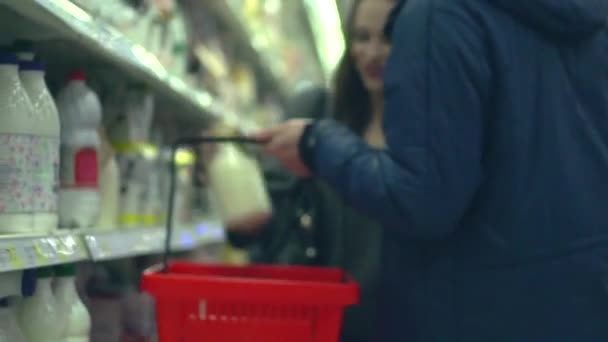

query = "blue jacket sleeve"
[303, 2, 491, 239]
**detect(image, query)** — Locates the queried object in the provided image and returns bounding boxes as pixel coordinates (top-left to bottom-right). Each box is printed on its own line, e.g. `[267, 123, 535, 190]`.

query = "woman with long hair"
[229, 1, 397, 341]
[334, 0, 395, 148]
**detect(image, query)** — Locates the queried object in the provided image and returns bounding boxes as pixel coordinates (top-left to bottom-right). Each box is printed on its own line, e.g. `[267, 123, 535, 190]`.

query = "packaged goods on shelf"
[53, 264, 91, 342]
[18, 268, 65, 342]
[56, 71, 101, 230]
[0, 270, 36, 342]
[97, 127, 120, 231]
[105, 88, 162, 229]
[18, 59, 61, 234]
[206, 125, 272, 232]
[0, 50, 37, 234]
[167, 7, 190, 79]
[0, 298, 26, 342]
[171, 148, 195, 226]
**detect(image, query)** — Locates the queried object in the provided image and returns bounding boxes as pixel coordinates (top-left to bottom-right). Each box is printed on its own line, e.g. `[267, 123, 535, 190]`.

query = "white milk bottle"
[53, 265, 91, 342]
[0, 270, 35, 300]
[17, 268, 65, 342]
[112, 88, 155, 228]
[0, 272, 22, 298]
[56, 71, 101, 229]
[206, 127, 272, 231]
[97, 127, 120, 230]
[0, 270, 35, 342]
[0, 299, 26, 342]
[0, 50, 36, 233]
[19, 60, 60, 233]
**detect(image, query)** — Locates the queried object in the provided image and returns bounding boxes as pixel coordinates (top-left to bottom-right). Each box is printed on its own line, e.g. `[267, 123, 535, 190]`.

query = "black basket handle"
[163, 136, 260, 273]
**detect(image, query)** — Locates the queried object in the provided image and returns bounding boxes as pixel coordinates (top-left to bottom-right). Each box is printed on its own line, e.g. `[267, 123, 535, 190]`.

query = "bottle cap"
[0, 49, 18, 65]
[19, 60, 45, 71]
[68, 70, 86, 81]
[21, 269, 37, 297]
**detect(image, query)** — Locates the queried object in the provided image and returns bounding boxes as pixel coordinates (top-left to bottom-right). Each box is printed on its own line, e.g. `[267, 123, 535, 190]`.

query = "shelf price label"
[3, 246, 23, 269]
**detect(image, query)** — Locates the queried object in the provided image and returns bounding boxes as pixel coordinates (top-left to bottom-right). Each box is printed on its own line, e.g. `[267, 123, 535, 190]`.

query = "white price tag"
[0, 246, 23, 269]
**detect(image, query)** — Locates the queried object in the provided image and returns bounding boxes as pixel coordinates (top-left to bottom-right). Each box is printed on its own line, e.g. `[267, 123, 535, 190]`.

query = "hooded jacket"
[300, 0, 608, 340]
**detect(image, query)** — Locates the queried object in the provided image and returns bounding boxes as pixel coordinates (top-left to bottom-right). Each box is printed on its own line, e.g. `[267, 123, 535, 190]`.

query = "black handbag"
[228, 176, 333, 266]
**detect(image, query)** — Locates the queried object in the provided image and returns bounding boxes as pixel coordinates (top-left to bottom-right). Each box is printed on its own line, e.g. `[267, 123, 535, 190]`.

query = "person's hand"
[252, 119, 312, 177]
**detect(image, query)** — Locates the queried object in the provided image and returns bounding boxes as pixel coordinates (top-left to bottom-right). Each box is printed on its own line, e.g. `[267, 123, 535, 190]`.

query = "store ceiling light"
[303, 0, 345, 81]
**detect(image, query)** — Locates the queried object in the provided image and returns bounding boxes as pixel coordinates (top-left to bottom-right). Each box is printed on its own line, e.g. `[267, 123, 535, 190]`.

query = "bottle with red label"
[56, 71, 101, 229]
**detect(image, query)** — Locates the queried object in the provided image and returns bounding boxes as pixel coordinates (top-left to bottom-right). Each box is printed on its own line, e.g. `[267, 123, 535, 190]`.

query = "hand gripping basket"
[141, 136, 360, 341]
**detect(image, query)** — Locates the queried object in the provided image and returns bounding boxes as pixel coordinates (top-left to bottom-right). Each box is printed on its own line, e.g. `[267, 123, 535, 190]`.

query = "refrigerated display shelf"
[0, 232, 87, 273]
[0, 222, 225, 272]
[0, 0, 220, 122]
[83, 222, 225, 261]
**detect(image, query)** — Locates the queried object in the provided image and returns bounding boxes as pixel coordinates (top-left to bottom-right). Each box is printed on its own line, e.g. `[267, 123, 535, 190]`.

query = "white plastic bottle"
[0, 270, 37, 299]
[0, 299, 26, 342]
[141, 162, 162, 227]
[0, 271, 23, 298]
[97, 127, 120, 230]
[0, 270, 35, 342]
[207, 142, 272, 231]
[17, 268, 65, 342]
[114, 88, 155, 228]
[53, 264, 91, 342]
[19, 60, 61, 233]
[56, 71, 101, 229]
[0, 50, 36, 233]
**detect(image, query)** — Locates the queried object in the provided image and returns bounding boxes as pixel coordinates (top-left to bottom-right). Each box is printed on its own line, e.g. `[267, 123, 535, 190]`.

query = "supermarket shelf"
[0, 0, 222, 123]
[83, 221, 225, 262]
[0, 222, 225, 272]
[0, 232, 87, 273]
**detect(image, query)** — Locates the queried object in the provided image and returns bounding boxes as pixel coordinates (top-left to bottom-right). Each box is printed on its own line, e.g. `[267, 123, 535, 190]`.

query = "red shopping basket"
[142, 262, 360, 342]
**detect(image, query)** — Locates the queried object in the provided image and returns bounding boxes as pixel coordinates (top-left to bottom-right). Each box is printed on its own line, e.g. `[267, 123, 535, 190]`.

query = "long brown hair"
[333, 0, 395, 135]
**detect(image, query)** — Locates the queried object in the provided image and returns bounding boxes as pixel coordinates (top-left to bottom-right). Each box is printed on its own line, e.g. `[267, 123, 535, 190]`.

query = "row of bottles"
[104, 87, 162, 229]
[0, 40, 121, 234]
[0, 39, 273, 235]
[0, 267, 91, 342]
[0, 39, 191, 234]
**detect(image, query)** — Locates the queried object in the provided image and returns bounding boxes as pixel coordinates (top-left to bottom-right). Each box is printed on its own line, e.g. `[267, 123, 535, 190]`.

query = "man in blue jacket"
[256, 0, 608, 340]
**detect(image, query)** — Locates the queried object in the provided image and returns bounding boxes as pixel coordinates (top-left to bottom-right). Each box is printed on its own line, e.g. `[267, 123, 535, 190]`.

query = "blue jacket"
[300, 0, 608, 340]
